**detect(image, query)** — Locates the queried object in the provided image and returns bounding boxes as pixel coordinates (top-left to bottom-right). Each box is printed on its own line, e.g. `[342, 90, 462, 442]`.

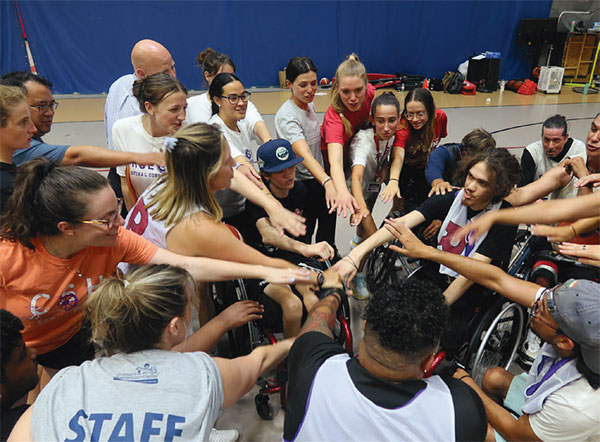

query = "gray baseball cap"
[549, 279, 600, 374]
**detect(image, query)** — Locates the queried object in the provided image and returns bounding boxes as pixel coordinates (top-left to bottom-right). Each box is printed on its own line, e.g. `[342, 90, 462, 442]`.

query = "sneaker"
[519, 329, 542, 367]
[351, 273, 370, 300]
[209, 428, 239, 442]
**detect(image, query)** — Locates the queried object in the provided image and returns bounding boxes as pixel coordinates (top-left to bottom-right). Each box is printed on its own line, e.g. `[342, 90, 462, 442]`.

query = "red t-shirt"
[395, 109, 448, 168]
[0, 228, 158, 354]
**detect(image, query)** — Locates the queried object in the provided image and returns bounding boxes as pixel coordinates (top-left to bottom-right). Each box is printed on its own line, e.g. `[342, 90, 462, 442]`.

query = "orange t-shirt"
[0, 228, 158, 354]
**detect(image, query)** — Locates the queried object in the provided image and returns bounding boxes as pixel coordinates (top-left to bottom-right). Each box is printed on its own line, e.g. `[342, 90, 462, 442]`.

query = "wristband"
[233, 162, 243, 170]
[321, 176, 332, 186]
[319, 287, 344, 305]
[344, 256, 359, 271]
[569, 224, 577, 238]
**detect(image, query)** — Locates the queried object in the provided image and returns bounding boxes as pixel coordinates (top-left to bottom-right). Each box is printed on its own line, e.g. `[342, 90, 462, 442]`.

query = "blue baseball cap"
[257, 139, 303, 173]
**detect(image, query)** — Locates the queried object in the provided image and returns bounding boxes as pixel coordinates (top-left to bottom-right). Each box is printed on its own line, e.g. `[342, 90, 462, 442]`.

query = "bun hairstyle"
[132, 72, 187, 113]
[147, 122, 226, 225]
[0, 158, 108, 250]
[402, 87, 436, 154]
[196, 48, 236, 83]
[85, 264, 195, 353]
[208, 72, 241, 115]
[285, 56, 317, 83]
[370, 91, 400, 118]
[0, 85, 26, 127]
[331, 53, 367, 137]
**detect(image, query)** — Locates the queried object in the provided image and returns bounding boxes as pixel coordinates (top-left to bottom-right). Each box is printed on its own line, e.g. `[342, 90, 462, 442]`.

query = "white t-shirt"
[529, 376, 600, 441]
[208, 114, 258, 162]
[275, 99, 323, 181]
[112, 114, 166, 199]
[186, 92, 263, 128]
[349, 128, 394, 194]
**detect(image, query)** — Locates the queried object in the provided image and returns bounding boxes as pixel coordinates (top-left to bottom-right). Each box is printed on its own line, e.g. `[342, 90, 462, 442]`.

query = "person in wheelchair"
[244, 139, 336, 319]
[385, 219, 600, 442]
[336, 148, 521, 306]
[123, 124, 326, 339]
[284, 277, 487, 441]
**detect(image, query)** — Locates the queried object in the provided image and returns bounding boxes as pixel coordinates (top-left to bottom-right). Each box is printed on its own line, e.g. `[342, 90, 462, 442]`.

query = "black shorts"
[36, 321, 95, 369]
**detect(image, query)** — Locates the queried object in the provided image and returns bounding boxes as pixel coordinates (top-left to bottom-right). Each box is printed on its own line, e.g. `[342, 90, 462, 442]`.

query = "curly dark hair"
[454, 148, 520, 203]
[1, 310, 25, 383]
[363, 279, 448, 362]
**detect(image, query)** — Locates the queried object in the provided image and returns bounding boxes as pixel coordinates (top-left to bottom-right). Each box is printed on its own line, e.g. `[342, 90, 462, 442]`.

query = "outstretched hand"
[217, 300, 264, 329]
[262, 267, 312, 285]
[575, 173, 600, 189]
[331, 257, 359, 291]
[384, 218, 428, 259]
[237, 163, 264, 189]
[452, 212, 497, 245]
[558, 242, 600, 268]
[428, 179, 458, 197]
[266, 204, 307, 238]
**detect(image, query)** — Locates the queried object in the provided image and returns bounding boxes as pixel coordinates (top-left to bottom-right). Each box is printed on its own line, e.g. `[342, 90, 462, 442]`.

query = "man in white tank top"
[284, 277, 487, 441]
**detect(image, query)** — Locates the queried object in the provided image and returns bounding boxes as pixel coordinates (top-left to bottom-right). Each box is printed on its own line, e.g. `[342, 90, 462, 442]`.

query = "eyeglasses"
[530, 286, 561, 331]
[29, 101, 59, 113]
[80, 198, 123, 229]
[220, 91, 251, 105]
[405, 111, 426, 120]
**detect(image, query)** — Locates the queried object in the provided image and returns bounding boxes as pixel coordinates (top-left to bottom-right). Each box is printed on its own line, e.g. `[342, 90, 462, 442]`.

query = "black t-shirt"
[0, 162, 17, 213]
[285, 332, 487, 442]
[244, 180, 310, 247]
[519, 138, 574, 187]
[417, 190, 517, 269]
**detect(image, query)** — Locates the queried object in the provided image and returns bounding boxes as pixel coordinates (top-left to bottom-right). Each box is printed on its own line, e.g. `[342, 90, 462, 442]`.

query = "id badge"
[367, 182, 381, 193]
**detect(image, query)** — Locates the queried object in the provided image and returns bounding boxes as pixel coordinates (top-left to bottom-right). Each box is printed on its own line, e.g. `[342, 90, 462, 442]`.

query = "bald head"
[131, 39, 176, 79]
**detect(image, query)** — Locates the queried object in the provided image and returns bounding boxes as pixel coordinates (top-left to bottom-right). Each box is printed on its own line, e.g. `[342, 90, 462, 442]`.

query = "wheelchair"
[211, 259, 353, 420]
[364, 223, 533, 385]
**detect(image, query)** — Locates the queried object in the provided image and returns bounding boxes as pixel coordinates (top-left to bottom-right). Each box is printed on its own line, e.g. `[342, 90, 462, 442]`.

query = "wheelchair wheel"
[365, 243, 398, 293]
[212, 279, 260, 357]
[464, 300, 526, 386]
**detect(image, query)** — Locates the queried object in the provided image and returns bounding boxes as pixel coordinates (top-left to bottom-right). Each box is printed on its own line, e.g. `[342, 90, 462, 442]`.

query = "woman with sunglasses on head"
[0, 85, 36, 208]
[112, 72, 187, 210]
[10, 264, 295, 441]
[396, 87, 448, 212]
[187, 48, 271, 142]
[0, 158, 310, 378]
[124, 124, 330, 338]
[275, 56, 336, 246]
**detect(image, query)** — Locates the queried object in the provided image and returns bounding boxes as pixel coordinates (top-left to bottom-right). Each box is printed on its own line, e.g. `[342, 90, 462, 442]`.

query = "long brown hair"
[0, 158, 108, 250]
[402, 88, 436, 154]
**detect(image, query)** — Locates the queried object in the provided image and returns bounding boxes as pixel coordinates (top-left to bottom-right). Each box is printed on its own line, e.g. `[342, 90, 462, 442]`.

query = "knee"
[482, 366, 510, 396]
[281, 295, 303, 320]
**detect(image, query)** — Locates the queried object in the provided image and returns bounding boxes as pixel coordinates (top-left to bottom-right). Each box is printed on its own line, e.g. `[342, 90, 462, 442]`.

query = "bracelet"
[344, 255, 359, 271]
[569, 224, 578, 238]
[321, 176, 332, 186]
[233, 162, 243, 170]
[319, 287, 344, 305]
[389, 178, 399, 182]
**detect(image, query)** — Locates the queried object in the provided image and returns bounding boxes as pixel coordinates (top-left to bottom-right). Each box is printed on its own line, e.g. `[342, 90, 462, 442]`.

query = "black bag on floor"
[443, 71, 464, 94]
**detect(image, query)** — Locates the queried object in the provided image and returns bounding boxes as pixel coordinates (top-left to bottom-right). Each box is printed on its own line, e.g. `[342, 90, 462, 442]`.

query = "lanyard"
[374, 136, 392, 175]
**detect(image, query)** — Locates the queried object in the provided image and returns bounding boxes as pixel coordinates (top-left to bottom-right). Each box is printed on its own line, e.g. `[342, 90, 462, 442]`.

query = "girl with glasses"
[11, 264, 295, 441]
[0, 157, 309, 378]
[112, 72, 187, 210]
[396, 87, 448, 212]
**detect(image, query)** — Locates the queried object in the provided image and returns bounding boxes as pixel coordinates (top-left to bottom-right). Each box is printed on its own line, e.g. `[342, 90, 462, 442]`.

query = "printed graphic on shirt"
[114, 363, 159, 384]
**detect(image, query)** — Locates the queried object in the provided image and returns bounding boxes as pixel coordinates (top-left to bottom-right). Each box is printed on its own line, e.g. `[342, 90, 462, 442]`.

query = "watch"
[317, 272, 325, 288]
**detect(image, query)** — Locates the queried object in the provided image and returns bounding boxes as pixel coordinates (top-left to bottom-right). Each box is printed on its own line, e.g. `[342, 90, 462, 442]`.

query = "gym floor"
[47, 87, 599, 441]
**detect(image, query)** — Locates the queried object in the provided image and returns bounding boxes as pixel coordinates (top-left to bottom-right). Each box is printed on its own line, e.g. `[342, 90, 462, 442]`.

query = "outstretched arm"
[384, 218, 539, 307]
[505, 162, 573, 207]
[62, 145, 165, 168]
[298, 271, 345, 339]
[455, 192, 600, 244]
